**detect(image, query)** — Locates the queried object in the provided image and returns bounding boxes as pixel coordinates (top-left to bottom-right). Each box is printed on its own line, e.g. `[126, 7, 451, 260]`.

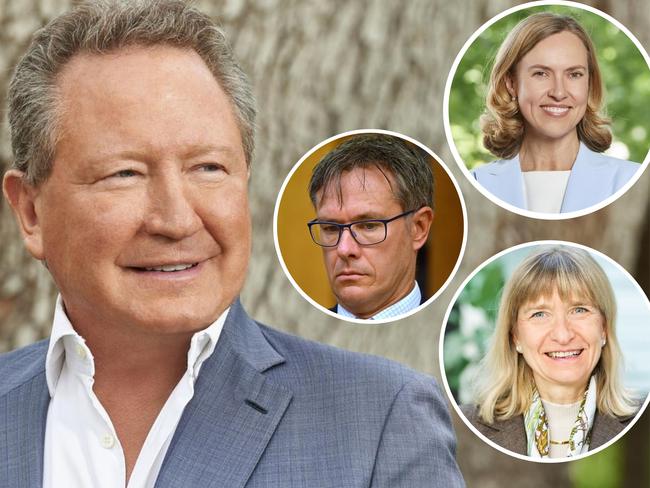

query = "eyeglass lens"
[312, 221, 387, 246]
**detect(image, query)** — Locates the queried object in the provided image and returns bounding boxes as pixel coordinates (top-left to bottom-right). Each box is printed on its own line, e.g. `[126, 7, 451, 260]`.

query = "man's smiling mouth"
[143, 263, 198, 272]
[127, 261, 202, 273]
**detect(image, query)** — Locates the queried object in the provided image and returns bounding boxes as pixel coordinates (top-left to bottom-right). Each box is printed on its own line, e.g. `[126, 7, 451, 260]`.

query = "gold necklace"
[549, 439, 570, 446]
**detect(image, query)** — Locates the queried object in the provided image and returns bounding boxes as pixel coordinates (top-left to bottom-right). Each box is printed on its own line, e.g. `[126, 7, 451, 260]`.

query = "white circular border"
[438, 239, 650, 463]
[272, 128, 469, 325]
[443, 0, 650, 221]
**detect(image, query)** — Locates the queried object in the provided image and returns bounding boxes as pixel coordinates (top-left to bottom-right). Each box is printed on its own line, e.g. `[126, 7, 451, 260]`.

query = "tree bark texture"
[1, 0, 648, 486]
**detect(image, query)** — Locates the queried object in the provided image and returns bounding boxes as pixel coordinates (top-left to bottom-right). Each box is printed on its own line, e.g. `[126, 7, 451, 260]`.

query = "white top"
[542, 398, 582, 459]
[43, 296, 228, 488]
[337, 281, 421, 320]
[522, 170, 571, 214]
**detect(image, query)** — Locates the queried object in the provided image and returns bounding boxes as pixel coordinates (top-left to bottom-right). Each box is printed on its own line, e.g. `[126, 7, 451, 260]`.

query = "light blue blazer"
[0, 300, 464, 487]
[472, 143, 641, 213]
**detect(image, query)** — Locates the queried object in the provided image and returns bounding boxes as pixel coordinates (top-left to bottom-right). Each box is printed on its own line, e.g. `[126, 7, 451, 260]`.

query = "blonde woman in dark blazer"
[462, 246, 638, 459]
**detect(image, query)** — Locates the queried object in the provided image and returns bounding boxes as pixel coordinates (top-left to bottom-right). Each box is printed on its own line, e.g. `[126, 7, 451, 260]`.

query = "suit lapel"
[156, 301, 292, 488]
[561, 143, 594, 212]
[1, 360, 49, 487]
[590, 412, 629, 449]
[483, 158, 526, 210]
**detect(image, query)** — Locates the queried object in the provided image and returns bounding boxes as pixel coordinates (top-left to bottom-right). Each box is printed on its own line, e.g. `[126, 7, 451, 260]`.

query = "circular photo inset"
[441, 241, 650, 462]
[274, 129, 467, 324]
[444, 1, 650, 219]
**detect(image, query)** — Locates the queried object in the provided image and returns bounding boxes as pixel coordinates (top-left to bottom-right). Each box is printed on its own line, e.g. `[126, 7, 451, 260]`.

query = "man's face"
[19, 46, 251, 336]
[315, 166, 429, 319]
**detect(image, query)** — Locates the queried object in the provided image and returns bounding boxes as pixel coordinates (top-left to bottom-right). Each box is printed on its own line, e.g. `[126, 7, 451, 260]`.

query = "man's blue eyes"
[110, 164, 224, 178]
[199, 164, 224, 172]
[114, 169, 138, 178]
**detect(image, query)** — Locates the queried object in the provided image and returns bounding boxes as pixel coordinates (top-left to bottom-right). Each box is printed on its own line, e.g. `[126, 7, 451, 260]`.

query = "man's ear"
[505, 73, 517, 99]
[3, 169, 45, 259]
[410, 206, 433, 251]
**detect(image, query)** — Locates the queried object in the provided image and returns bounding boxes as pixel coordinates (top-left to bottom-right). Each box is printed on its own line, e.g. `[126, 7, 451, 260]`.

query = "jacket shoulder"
[590, 411, 636, 449]
[460, 404, 480, 423]
[471, 160, 497, 180]
[0, 340, 48, 397]
[581, 149, 640, 176]
[459, 404, 527, 455]
[470, 159, 523, 203]
[460, 404, 494, 435]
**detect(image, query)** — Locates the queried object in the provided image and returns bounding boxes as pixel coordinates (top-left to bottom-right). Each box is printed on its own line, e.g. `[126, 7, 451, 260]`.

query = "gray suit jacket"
[0, 300, 464, 487]
[461, 404, 632, 456]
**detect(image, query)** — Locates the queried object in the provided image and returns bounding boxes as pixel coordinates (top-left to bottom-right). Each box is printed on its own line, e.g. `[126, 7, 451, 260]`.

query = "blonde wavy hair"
[481, 13, 612, 159]
[476, 246, 637, 424]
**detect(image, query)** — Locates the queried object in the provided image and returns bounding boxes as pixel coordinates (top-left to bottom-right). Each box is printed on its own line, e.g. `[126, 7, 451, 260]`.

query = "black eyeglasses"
[307, 209, 416, 247]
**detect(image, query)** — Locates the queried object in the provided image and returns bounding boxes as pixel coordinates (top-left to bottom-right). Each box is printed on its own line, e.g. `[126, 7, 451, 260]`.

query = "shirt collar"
[45, 295, 228, 397]
[336, 282, 421, 320]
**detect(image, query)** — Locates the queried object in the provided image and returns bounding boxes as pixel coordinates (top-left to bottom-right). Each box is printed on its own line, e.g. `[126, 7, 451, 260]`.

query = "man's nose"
[143, 173, 202, 239]
[336, 227, 361, 258]
[550, 314, 575, 344]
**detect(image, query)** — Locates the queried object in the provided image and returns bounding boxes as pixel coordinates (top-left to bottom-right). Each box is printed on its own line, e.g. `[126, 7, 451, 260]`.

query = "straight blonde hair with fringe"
[476, 246, 638, 424]
[481, 13, 612, 159]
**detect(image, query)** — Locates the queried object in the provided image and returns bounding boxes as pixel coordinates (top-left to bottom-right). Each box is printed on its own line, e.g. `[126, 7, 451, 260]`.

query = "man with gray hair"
[308, 134, 435, 320]
[0, 1, 463, 487]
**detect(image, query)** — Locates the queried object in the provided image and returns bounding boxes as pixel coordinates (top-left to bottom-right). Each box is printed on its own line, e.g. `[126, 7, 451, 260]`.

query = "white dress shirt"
[43, 296, 227, 488]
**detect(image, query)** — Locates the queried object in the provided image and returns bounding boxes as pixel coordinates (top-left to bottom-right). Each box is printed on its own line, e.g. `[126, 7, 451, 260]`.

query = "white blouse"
[522, 170, 571, 214]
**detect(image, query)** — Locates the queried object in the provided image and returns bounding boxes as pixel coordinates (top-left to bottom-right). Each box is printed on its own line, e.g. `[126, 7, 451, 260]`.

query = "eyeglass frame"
[307, 209, 418, 248]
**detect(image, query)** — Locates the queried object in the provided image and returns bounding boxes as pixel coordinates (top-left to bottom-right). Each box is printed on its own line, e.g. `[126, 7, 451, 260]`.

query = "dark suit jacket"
[461, 404, 632, 456]
[0, 300, 464, 487]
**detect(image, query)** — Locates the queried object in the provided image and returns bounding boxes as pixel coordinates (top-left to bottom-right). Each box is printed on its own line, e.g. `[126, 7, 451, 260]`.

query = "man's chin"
[336, 290, 378, 317]
[130, 312, 222, 336]
[119, 298, 229, 335]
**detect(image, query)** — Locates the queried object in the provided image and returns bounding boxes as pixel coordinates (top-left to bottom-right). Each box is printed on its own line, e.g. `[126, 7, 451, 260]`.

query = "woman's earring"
[601, 338, 606, 347]
[515, 344, 522, 353]
[511, 95, 517, 102]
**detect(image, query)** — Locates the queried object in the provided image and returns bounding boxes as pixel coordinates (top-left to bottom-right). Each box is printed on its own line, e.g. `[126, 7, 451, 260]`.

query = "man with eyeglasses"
[308, 134, 434, 320]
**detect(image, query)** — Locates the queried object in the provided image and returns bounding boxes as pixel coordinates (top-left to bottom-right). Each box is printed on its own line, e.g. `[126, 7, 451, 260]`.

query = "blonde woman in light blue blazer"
[474, 13, 641, 214]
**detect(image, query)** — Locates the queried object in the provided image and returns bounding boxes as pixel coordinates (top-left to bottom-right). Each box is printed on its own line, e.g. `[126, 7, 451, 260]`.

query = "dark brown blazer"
[461, 404, 633, 456]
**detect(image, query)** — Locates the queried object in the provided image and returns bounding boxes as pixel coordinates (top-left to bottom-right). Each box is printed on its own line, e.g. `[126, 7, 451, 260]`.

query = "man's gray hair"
[8, 0, 256, 185]
[308, 134, 434, 211]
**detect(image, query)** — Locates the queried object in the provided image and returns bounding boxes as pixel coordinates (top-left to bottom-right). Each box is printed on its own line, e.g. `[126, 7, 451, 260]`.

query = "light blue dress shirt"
[337, 282, 422, 320]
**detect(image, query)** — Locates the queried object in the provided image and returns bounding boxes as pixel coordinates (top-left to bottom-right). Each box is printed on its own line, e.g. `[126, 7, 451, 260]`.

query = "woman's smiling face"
[507, 31, 590, 146]
[513, 287, 605, 401]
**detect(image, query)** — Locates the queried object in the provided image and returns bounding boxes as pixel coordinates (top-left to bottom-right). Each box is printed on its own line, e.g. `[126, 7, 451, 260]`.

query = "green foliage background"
[449, 5, 650, 168]
[443, 260, 504, 403]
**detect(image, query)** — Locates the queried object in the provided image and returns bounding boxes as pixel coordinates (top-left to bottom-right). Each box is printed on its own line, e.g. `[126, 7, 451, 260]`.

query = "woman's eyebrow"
[520, 300, 549, 311]
[525, 63, 587, 71]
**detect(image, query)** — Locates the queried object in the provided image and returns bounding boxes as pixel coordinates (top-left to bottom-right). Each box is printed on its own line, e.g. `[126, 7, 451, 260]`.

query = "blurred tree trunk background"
[1, 0, 648, 486]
